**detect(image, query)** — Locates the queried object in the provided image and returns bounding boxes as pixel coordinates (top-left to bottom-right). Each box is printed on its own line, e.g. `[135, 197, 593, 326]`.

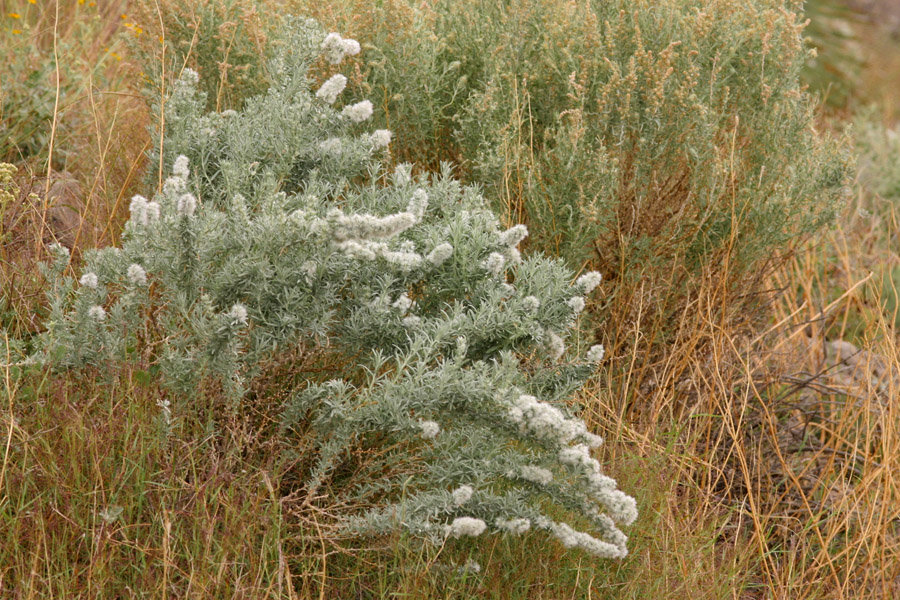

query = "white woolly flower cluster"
[507, 394, 604, 448]
[498, 223, 528, 264]
[445, 516, 487, 538]
[48, 242, 69, 260]
[370, 129, 392, 149]
[163, 176, 184, 198]
[558, 444, 638, 527]
[129, 195, 161, 227]
[546, 520, 626, 559]
[127, 264, 147, 286]
[567, 296, 586, 315]
[426, 242, 453, 267]
[519, 465, 553, 485]
[498, 224, 528, 248]
[522, 296, 541, 312]
[575, 271, 603, 294]
[177, 193, 197, 217]
[301, 260, 317, 283]
[325, 199, 435, 271]
[419, 420, 440, 440]
[174, 67, 199, 92]
[321, 32, 361, 65]
[342, 100, 373, 123]
[482, 252, 506, 276]
[228, 303, 248, 325]
[408, 189, 428, 219]
[393, 163, 412, 186]
[173, 154, 190, 179]
[88, 305, 106, 321]
[587, 344, 605, 363]
[495, 517, 531, 535]
[79, 272, 99, 289]
[392, 293, 412, 314]
[451, 485, 474, 506]
[329, 208, 417, 243]
[315, 73, 347, 104]
[159, 154, 193, 204]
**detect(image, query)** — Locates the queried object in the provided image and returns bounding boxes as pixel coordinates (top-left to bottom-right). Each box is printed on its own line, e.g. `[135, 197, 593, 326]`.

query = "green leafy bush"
[452, 0, 850, 331]
[40, 19, 636, 559]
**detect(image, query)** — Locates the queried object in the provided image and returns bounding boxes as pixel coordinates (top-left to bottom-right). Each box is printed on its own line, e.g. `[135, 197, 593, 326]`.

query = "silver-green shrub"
[41, 18, 636, 558]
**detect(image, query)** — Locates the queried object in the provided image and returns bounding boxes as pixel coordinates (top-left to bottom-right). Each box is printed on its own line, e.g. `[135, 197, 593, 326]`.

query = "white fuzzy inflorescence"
[173, 155, 190, 179]
[544, 330, 565, 360]
[177, 193, 197, 217]
[228, 303, 248, 325]
[520, 465, 553, 485]
[321, 32, 361, 65]
[575, 271, 603, 294]
[319, 138, 343, 156]
[426, 243, 453, 267]
[445, 517, 487, 538]
[547, 520, 626, 558]
[587, 344, 605, 363]
[329, 208, 418, 243]
[407, 189, 429, 219]
[482, 252, 506, 276]
[145, 201, 161, 223]
[419, 420, 440, 440]
[451, 485, 474, 506]
[315, 74, 347, 104]
[567, 296, 586, 315]
[163, 176, 185, 197]
[522, 296, 541, 313]
[48, 242, 69, 260]
[129, 195, 149, 225]
[342, 100, 373, 123]
[508, 394, 603, 448]
[127, 264, 147, 286]
[393, 164, 412, 186]
[129, 194, 161, 226]
[498, 224, 528, 248]
[88, 305, 106, 321]
[392, 293, 412, 314]
[79, 272, 99, 289]
[402, 315, 422, 328]
[370, 129, 392, 149]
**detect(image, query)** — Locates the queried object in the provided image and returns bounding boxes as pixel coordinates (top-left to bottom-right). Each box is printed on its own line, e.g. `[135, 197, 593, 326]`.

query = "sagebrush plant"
[40, 18, 636, 558]
[450, 0, 851, 311]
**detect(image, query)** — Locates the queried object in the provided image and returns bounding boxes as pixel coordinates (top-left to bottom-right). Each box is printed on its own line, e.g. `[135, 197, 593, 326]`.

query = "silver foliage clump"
[39, 17, 636, 559]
